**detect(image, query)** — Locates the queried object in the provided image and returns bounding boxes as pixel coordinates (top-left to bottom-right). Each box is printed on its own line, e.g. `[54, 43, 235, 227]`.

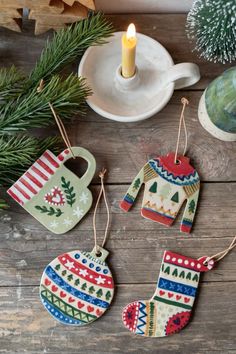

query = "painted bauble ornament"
[40, 247, 114, 325]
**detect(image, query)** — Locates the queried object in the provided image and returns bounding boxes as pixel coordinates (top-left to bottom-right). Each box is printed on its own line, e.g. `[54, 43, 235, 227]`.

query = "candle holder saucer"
[78, 32, 200, 123]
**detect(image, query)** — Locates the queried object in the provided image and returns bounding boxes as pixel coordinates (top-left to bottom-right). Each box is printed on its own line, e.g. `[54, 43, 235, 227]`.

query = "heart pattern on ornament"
[87, 305, 94, 313]
[77, 301, 84, 309]
[44, 186, 65, 206]
[96, 309, 103, 316]
[44, 278, 51, 286]
[60, 291, 66, 298]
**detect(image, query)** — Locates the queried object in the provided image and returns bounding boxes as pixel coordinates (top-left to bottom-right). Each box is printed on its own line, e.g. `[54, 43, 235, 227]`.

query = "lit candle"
[121, 23, 137, 78]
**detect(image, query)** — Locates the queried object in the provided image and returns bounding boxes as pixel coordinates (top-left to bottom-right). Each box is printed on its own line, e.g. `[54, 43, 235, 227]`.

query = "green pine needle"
[0, 66, 25, 102]
[0, 199, 9, 209]
[28, 13, 113, 87]
[0, 135, 62, 186]
[0, 74, 91, 132]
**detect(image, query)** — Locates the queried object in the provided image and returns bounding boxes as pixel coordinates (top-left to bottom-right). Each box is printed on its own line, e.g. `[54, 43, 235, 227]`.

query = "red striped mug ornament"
[7, 147, 96, 234]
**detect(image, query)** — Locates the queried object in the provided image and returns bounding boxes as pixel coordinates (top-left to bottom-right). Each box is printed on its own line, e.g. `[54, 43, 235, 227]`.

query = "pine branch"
[0, 135, 62, 186]
[0, 74, 91, 132]
[0, 199, 9, 209]
[28, 13, 113, 87]
[0, 66, 25, 102]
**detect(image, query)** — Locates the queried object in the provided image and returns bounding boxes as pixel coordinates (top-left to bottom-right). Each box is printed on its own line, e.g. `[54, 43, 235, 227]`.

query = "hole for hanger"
[96, 251, 102, 258]
[175, 159, 181, 165]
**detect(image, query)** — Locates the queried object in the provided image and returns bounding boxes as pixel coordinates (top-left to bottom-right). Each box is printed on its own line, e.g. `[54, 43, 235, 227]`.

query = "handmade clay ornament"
[120, 152, 200, 233]
[40, 246, 114, 325]
[122, 250, 214, 337]
[7, 147, 96, 234]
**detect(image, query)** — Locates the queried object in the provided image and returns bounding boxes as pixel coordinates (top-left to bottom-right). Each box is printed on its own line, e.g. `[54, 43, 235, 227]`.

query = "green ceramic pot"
[198, 67, 236, 141]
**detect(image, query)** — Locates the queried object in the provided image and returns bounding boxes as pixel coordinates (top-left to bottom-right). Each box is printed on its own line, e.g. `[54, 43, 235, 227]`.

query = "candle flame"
[127, 23, 136, 39]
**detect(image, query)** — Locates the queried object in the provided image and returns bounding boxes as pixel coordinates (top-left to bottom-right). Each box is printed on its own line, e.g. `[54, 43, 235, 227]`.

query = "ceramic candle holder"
[78, 32, 200, 123]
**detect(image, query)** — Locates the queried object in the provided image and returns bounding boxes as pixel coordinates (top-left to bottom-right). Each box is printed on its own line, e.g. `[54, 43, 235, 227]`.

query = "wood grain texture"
[66, 91, 236, 183]
[0, 13, 235, 354]
[0, 283, 235, 353]
[0, 183, 236, 286]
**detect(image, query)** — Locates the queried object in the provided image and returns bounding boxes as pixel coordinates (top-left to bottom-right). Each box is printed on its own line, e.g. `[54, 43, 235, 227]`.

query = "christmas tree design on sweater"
[120, 153, 200, 233]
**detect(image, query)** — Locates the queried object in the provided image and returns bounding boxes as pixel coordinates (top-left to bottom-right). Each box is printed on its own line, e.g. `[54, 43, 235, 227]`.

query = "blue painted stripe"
[45, 266, 109, 308]
[41, 296, 84, 325]
[124, 195, 134, 204]
[158, 277, 197, 297]
[182, 219, 193, 226]
[136, 302, 146, 335]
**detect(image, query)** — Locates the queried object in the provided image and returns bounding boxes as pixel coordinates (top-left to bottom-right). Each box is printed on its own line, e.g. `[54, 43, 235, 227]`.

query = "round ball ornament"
[40, 246, 114, 325]
[198, 67, 236, 141]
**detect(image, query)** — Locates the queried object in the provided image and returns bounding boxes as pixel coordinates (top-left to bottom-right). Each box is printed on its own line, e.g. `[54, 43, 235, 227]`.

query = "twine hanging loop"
[37, 79, 75, 159]
[174, 97, 189, 164]
[93, 168, 110, 255]
[204, 236, 236, 264]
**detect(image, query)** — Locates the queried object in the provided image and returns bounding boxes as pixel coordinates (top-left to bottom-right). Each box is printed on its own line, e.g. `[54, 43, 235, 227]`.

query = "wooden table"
[0, 14, 235, 354]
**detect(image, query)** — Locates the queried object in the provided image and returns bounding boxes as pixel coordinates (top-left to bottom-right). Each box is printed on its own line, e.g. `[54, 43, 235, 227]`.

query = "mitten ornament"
[7, 147, 96, 234]
[120, 98, 200, 233]
[122, 237, 236, 337]
[40, 169, 115, 325]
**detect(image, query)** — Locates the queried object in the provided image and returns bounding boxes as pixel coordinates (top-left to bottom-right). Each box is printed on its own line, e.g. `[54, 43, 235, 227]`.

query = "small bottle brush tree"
[186, 0, 236, 63]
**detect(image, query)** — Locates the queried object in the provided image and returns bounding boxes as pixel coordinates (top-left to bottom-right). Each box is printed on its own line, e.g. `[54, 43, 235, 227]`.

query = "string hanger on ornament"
[204, 235, 236, 266]
[37, 79, 75, 159]
[93, 168, 110, 256]
[174, 97, 189, 164]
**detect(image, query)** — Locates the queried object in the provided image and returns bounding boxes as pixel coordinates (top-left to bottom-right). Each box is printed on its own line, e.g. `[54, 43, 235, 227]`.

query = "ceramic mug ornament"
[79, 32, 200, 122]
[198, 67, 236, 141]
[7, 147, 96, 234]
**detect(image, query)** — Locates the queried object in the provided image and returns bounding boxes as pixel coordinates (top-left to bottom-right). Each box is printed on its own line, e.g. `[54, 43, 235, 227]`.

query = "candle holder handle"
[162, 63, 200, 89]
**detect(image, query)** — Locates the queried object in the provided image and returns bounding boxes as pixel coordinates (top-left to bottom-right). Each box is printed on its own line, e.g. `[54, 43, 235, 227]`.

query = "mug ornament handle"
[164, 63, 201, 90]
[57, 147, 96, 188]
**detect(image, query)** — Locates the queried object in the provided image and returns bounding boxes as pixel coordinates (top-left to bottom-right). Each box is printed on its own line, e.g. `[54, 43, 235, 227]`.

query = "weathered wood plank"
[0, 282, 235, 353]
[0, 183, 235, 286]
[31, 91, 236, 184]
[0, 15, 231, 89]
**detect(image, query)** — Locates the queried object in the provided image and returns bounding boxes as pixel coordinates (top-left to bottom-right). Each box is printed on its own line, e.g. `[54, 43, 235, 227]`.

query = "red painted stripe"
[14, 184, 30, 200]
[164, 251, 204, 272]
[43, 151, 60, 168]
[37, 159, 54, 175]
[58, 254, 114, 289]
[120, 200, 132, 212]
[25, 172, 43, 188]
[31, 166, 48, 181]
[8, 189, 23, 205]
[180, 224, 191, 233]
[141, 208, 174, 226]
[20, 178, 37, 195]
